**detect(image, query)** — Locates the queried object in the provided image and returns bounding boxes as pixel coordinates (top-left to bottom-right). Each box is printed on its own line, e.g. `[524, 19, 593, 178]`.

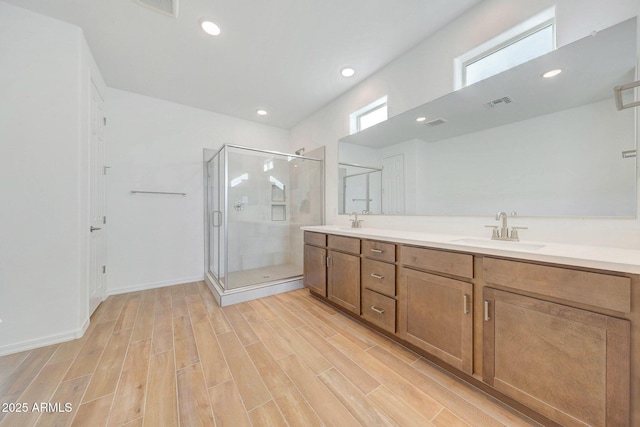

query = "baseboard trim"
[0, 319, 89, 357]
[107, 275, 206, 296]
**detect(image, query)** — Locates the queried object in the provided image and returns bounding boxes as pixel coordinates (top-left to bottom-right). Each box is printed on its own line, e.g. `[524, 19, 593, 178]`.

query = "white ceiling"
[5, 0, 483, 128]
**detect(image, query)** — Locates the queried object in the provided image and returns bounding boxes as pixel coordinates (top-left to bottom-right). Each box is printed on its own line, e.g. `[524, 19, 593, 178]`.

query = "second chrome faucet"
[486, 211, 527, 241]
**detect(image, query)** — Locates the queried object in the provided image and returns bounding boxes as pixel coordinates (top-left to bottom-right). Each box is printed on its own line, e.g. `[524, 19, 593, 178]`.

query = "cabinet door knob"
[370, 248, 383, 254]
[370, 273, 384, 280]
[371, 306, 385, 314]
[463, 294, 470, 314]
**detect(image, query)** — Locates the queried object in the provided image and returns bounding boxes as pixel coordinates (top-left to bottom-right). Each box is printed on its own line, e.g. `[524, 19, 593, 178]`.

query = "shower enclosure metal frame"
[204, 144, 324, 306]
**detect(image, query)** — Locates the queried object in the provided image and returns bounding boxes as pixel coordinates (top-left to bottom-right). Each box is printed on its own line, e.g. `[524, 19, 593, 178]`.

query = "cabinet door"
[303, 244, 326, 296]
[327, 250, 360, 314]
[398, 268, 473, 374]
[483, 288, 630, 427]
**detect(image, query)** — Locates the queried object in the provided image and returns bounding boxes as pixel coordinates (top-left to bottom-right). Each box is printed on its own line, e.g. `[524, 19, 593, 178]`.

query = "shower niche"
[204, 144, 324, 306]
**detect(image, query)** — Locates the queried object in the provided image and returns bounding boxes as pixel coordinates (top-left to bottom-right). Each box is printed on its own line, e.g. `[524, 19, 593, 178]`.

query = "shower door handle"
[211, 210, 222, 227]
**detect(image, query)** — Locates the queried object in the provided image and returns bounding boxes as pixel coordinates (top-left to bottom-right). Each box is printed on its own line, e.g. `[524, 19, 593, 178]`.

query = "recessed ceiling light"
[542, 69, 562, 78]
[201, 20, 221, 36]
[340, 67, 355, 78]
[256, 109, 268, 116]
[416, 117, 427, 122]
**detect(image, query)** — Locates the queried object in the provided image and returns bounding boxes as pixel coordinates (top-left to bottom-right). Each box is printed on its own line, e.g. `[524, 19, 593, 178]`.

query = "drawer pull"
[370, 306, 385, 314]
[370, 248, 384, 254]
[484, 300, 490, 321]
[370, 273, 384, 280]
[463, 294, 469, 314]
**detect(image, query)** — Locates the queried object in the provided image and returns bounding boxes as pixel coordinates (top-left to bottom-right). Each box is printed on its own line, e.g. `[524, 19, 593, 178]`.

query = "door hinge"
[102, 265, 106, 274]
[103, 166, 111, 175]
[103, 117, 107, 126]
[103, 216, 106, 225]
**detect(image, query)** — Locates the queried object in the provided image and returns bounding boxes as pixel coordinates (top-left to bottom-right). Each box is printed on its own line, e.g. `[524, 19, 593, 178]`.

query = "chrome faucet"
[485, 211, 527, 241]
[496, 211, 509, 240]
[349, 211, 363, 228]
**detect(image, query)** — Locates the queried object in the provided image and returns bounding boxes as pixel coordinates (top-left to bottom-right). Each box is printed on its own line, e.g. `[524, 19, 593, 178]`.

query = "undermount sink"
[451, 238, 545, 251]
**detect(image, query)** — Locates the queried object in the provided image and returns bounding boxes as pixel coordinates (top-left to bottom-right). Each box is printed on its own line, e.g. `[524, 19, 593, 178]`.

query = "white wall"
[0, 2, 105, 354]
[291, 0, 640, 249]
[105, 89, 291, 294]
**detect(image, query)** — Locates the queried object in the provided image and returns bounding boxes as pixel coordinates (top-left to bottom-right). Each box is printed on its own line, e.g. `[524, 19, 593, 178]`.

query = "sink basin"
[451, 238, 545, 251]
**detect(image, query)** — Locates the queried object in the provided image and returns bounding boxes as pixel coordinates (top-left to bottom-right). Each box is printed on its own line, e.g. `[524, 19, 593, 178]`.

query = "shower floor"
[222, 263, 302, 290]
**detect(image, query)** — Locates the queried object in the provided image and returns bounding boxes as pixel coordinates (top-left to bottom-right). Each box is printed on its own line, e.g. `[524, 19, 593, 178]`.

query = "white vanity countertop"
[301, 225, 640, 275]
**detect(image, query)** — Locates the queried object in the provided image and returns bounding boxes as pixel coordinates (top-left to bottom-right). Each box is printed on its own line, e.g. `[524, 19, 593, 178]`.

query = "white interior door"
[382, 154, 405, 214]
[89, 81, 106, 315]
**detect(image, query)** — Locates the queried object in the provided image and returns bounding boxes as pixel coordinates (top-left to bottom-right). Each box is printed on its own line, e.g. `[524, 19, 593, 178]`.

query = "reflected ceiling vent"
[484, 96, 513, 109]
[424, 118, 448, 127]
[135, 0, 178, 17]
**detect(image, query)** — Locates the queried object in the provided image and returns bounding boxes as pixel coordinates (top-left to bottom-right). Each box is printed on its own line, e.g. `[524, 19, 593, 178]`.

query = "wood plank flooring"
[0, 282, 540, 426]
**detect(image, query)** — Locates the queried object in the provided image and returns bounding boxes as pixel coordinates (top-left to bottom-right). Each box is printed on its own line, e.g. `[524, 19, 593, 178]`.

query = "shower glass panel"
[204, 145, 323, 293]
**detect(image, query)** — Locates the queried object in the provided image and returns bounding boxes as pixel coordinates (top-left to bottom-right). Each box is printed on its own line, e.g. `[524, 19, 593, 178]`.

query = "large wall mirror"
[339, 18, 637, 217]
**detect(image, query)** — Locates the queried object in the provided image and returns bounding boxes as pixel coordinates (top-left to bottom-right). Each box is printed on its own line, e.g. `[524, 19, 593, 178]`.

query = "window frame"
[349, 96, 388, 134]
[454, 8, 556, 90]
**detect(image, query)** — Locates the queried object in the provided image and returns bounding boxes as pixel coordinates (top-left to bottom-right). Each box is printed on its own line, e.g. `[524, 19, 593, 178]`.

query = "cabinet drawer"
[362, 240, 395, 262]
[328, 234, 360, 255]
[362, 289, 396, 333]
[362, 258, 395, 297]
[483, 258, 631, 313]
[400, 245, 473, 279]
[304, 231, 326, 247]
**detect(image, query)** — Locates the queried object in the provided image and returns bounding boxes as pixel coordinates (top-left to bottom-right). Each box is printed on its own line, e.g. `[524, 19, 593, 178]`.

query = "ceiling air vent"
[484, 96, 513, 109]
[135, 0, 178, 17]
[424, 118, 447, 127]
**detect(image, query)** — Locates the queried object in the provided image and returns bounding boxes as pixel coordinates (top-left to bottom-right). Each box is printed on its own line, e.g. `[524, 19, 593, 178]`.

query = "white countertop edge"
[301, 225, 640, 275]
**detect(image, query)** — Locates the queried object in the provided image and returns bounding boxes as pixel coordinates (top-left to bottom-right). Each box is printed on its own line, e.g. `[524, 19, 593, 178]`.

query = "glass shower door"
[207, 147, 226, 288]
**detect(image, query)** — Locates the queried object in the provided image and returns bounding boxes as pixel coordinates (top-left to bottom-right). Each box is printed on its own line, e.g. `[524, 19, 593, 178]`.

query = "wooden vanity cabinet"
[326, 235, 361, 315]
[483, 288, 630, 427]
[397, 246, 474, 374]
[302, 230, 637, 426]
[303, 232, 327, 296]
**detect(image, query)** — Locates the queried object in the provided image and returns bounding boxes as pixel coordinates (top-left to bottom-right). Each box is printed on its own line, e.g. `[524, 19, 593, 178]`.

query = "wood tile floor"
[0, 282, 540, 427]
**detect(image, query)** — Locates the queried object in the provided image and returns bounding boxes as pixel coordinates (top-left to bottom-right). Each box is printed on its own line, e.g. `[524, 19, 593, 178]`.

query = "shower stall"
[204, 144, 324, 306]
[338, 162, 382, 215]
